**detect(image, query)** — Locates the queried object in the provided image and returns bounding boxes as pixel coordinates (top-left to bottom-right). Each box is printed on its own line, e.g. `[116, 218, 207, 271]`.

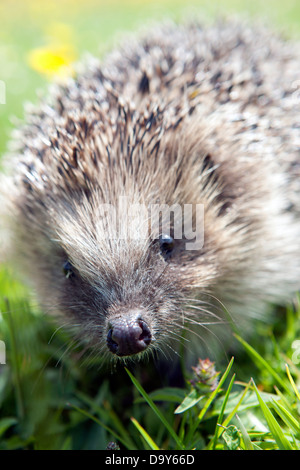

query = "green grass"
[0, 266, 300, 449]
[0, 0, 300, 451]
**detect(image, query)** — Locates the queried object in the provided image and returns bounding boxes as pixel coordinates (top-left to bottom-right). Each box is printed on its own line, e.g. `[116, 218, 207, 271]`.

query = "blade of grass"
[125, 368, 185, 450]
[77, 390, 136, 449]
[235, 414, 254, 450]
[252, 380, 293, 450]
[68, 402, 135, 450]
[271, 399, 300, 436]
[174, 389, 204, 414]
[222, 380, 252, 428]
[130, 417, 160, 450]
[198, 357, 235, 422]
[234, 333, 292, 396]
[274, 385, 295, 415]
[211, 373, 236, 449]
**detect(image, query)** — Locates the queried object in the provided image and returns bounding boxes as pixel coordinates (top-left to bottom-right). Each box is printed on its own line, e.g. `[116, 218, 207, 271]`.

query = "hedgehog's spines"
[1, 20, 300, 361]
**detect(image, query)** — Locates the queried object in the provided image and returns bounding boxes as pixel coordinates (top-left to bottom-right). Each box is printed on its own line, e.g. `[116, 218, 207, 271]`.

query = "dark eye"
[63, 260, 75, 279]
[159, 234, 175, 257]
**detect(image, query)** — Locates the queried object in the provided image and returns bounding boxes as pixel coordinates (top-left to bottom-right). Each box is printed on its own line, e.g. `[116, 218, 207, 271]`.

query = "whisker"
[180, 322, 228, 358]
[47, 322, 78, 344]
[184, 297, 224, 313]
[53, 337, 82, 367]
[184, 304, 223, 322]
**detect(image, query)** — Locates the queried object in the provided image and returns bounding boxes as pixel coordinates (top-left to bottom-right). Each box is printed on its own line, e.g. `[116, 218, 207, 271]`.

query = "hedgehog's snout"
[106, 311, 152, 357]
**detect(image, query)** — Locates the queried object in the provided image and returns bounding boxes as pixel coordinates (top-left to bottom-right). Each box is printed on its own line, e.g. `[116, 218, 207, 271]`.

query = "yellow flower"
[28, 44, 76, 78]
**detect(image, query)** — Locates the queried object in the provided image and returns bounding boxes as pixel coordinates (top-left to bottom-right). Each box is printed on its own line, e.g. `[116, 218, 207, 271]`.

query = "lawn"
[0, 0, 300, 450]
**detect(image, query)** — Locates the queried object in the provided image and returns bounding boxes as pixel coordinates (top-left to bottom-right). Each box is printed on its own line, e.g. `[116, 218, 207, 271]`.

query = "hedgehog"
[1, 20, 300, 364]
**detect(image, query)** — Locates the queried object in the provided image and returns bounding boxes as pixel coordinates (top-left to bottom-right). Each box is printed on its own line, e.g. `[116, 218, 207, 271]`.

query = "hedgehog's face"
[52, 231, 194, 363]
[53, 235, 156, 357]
[12, 122, 221, 362]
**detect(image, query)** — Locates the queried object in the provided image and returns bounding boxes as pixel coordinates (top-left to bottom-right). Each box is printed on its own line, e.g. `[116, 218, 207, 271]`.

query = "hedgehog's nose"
[107, 314, 152, 357]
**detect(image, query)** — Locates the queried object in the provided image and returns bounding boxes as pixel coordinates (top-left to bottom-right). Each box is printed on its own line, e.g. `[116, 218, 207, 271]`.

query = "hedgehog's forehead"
[55, 189, 187, 245]
[56, 217, 153, 284]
